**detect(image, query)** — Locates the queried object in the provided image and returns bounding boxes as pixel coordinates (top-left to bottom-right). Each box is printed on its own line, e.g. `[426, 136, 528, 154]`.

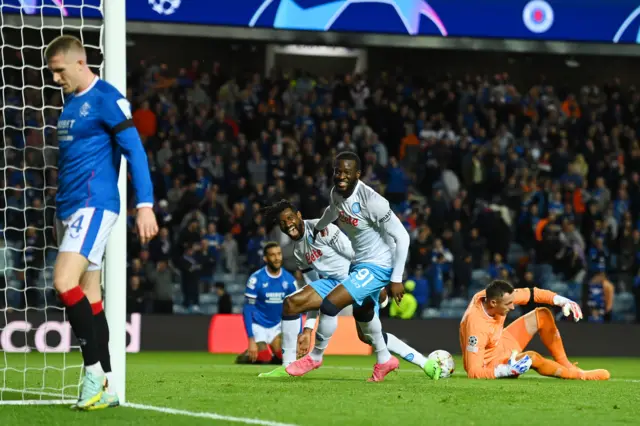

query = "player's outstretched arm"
[513, 288, 583, 322]
[314, 190, 339, 234]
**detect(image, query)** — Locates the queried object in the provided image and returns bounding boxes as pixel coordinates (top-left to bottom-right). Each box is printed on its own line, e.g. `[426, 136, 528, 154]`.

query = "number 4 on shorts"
[70, 216, 84, 233]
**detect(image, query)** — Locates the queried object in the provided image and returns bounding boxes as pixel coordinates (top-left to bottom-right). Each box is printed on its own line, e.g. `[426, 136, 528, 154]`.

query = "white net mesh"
[0, 0, 103, 403]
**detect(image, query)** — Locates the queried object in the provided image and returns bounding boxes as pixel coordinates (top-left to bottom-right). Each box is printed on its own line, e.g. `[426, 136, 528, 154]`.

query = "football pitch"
[1, 353, 639, 425]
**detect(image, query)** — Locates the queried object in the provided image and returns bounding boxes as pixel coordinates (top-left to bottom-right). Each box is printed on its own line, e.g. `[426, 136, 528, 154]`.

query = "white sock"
[358, 317, 392, 364]
[310, 314, 337, 362]
[105, 372, 115, 393]
[386, 333, 427, 368]
[85, 362, 103, 376]
[281, 317, 301, 366]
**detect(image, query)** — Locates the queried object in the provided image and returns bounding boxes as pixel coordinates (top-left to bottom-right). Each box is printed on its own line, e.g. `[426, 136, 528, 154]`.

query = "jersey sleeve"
[368, 195, 410, 283]
[327, 224, 354, 261]
[315, 189, 340, 230]
[513, 287, 556, 306]
[243, 274, 259, 339]
[244, 275, 259, 300]
[460, 321, 495, 379]
[100, 93, 154, 208]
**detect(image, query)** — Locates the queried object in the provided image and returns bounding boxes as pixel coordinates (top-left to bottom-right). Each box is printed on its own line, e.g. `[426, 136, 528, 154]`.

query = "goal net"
[0, 0, 104, 405]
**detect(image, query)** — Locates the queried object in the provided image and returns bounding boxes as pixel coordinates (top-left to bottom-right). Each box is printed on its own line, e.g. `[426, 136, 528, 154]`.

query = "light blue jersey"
[56, 77, 154, 220]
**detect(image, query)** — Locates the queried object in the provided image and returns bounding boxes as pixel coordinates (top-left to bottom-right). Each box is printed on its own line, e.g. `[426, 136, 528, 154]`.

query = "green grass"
[1, 353, 639, 425]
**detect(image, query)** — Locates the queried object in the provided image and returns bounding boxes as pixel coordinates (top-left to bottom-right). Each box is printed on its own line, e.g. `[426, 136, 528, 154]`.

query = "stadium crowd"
[1, 53, 638, 323]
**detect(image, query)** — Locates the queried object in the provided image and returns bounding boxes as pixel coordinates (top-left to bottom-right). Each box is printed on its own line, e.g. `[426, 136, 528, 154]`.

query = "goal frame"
[103, 0, 128, 404]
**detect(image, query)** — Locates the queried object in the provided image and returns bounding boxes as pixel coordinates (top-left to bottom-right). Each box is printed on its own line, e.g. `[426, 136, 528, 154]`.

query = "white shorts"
[56, 207, 118, 272]
[252, 322, 281, 344]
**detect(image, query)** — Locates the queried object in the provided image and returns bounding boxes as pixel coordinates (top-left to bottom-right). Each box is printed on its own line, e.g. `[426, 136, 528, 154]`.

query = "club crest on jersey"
[79, 102, 91, 117]
[307, 234, 314, 244]
[339, 210, 359, 227]
[351, 202, 361, 214]
[283, 281, 289, 290]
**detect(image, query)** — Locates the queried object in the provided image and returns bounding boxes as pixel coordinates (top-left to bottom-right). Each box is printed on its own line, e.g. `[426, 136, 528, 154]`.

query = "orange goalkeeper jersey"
[459, 288, 555, 378]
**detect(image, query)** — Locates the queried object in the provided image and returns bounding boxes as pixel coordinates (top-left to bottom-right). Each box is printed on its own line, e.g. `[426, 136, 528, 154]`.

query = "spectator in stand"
[11, 52, 633, 320]
[215, 282, 232, 314]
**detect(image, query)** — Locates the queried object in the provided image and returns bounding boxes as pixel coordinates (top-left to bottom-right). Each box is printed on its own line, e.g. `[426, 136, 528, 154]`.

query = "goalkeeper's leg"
[521, 351, 610, 380]
[505, 308, 571, 368]
[53, 253, 104, 409]
[80, 269, 119, 409]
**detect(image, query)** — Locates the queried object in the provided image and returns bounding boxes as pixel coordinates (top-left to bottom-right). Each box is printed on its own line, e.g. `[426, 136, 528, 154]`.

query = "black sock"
[59, 287, 100, 367]
[93, 308, 112, 374]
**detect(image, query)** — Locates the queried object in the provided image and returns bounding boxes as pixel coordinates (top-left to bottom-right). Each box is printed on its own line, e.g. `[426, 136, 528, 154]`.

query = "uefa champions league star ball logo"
[522, 0, 554, 34]
[249, 0, 448, 36]
[614, 6, 640, 43]
[148, 0, 181, 16]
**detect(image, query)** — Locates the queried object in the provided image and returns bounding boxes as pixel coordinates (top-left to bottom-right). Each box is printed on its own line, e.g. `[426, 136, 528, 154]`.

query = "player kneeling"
[237, 242, 296, 365]
[460, 280, 610, 380]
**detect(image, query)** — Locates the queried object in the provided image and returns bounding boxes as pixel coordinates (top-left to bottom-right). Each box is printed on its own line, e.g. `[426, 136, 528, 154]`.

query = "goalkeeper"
[460, 280, 609, 380]
[45, 35, 157, 409]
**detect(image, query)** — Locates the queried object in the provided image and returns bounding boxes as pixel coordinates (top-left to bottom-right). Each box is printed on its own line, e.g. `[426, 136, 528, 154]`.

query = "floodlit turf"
[1, 352, 639, 425]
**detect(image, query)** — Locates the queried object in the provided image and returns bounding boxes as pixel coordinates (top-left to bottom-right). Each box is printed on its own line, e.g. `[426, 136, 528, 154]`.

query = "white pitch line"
[0, 399, 72, 406]
[124, 402, 300, 426]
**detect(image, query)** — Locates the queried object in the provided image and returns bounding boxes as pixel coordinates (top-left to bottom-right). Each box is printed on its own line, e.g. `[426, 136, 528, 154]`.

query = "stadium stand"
[2, 53, 638, 323]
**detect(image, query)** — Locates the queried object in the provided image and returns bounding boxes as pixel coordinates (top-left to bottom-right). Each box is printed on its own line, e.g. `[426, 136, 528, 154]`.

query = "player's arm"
[242, 276, 259, 360]
[371, 197, 410, 301]
[101, 94, 157, 243]
[462, 325, 531, 379]
[314, 189, 340, 232]
[461, 325, 495, 379]
[513, 288, 583, 321]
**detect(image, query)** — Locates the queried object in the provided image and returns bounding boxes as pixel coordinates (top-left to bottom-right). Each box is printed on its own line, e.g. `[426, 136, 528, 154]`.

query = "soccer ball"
[428, 350, 455, 379]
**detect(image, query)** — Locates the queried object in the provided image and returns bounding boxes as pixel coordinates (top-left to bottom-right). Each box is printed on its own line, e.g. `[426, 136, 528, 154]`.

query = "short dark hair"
[263, 241, 281, 256]
[336, 151, 361, 171]
[261, 199, 297, 228]
[485, 280, 514, 300]
[45, 35, 85, 61]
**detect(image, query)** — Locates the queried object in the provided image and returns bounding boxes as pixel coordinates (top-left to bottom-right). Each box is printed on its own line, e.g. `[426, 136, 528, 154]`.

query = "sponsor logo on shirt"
[339, 210, 359, 227]
[305, 248, 323, 265]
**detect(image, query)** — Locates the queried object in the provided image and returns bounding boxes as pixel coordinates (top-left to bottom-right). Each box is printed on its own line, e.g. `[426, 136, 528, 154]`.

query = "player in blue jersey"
[45, 36, 158, 410]
[237, 241, 297, 364]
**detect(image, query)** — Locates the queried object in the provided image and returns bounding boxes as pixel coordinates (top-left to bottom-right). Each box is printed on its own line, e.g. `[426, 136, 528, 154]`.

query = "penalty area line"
[124, 402, 300, 426]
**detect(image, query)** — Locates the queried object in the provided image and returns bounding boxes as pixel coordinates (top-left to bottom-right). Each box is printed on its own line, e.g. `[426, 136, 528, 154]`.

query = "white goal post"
[0, 0, 127, 405]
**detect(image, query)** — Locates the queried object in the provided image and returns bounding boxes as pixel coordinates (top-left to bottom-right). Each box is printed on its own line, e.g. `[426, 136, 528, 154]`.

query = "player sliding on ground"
[237, 242, 297, 365]
[45, 36, 158, 409]
[461, 280, 610, 380]
[282, 152, 412, 382]
[257, 200, 440, 380]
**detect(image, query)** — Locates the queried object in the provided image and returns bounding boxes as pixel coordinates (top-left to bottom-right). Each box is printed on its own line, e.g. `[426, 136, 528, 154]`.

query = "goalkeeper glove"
[494, 351, 532, 378]
[553, 295, 583, 322]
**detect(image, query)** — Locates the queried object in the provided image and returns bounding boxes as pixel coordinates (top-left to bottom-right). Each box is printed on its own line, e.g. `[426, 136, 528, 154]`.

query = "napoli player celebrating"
[257, 200, 440, 380]
[287, 152, 411, 381]
[239, 242, 297, 364]
[45, 36, 157, 409]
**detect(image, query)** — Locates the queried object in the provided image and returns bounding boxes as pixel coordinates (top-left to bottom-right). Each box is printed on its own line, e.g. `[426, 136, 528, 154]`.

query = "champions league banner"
[5, 0, 640, 44]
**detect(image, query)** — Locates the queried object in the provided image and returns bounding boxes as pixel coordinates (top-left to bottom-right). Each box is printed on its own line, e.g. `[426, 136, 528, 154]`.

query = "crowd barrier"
[1, 313, 638, 356]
